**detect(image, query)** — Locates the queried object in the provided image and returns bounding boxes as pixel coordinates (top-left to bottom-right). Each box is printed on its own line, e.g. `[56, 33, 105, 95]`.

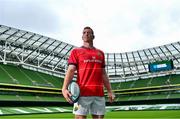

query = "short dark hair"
[83, 26, 94, 35]
[83, 26, 95, 39]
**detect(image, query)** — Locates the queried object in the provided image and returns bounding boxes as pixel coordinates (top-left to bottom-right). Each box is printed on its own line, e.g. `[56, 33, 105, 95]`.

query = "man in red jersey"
[62, 26, 115, 119]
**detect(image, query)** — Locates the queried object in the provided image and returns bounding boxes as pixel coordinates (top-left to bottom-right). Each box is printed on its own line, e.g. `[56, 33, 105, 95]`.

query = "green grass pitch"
[0, 110, 179, 119]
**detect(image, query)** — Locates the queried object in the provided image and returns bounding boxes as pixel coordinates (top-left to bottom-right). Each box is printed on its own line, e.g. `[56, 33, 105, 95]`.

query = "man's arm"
[102, 69, 115, 103]
[62, 65, 76, 104]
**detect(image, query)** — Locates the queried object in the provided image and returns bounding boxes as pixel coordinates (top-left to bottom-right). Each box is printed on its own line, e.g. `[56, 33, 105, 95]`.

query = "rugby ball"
[68, 81, 80, 103]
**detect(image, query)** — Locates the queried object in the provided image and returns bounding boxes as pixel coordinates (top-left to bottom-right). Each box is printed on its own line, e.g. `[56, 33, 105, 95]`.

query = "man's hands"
[108, 91, 115, 103]
[62, 65, 76, 104]
[62, 88, 73, 104]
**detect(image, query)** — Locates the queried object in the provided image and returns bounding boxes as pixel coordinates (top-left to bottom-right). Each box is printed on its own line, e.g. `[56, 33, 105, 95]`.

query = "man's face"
[82, 28, 94, 42]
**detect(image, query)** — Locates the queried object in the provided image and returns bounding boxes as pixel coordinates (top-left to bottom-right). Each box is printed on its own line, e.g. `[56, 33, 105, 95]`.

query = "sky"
[1, 0, 180, 53]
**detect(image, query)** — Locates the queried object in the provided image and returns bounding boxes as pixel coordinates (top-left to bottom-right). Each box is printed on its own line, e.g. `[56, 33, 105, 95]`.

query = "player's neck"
[83, 42, 94, 49]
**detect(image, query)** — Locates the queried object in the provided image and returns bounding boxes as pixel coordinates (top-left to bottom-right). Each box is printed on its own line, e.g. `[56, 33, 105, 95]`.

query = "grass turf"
[0, 110, 180, 119]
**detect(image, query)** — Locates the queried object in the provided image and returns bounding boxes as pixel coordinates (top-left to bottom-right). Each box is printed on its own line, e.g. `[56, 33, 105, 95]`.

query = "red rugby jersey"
[68, 46, 105, 96]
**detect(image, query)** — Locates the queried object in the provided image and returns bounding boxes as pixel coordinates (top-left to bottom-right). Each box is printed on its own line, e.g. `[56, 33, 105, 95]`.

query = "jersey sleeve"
[101, 51, 106, 68]
[68, 49, 78, 67]
[103, 53, 106, 68]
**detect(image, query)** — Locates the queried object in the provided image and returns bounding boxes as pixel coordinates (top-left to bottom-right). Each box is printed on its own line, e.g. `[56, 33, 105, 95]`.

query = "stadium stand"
[0, 63, 65, 104]
[0, 24, 180, 115]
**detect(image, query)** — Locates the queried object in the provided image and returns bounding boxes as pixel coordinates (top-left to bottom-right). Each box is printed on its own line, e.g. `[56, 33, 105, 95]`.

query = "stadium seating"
[0, 63, 65, 103]
[0, 63, 63, 88]
[109, 73, 180, 103]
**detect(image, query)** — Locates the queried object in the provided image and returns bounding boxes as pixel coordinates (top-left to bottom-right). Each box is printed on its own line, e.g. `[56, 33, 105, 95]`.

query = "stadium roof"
[0, 25, 180, 81]
[0, 25, 75, 77]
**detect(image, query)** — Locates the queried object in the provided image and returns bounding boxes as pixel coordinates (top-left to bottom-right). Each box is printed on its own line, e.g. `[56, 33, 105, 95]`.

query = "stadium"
[0, 24, 179, 118]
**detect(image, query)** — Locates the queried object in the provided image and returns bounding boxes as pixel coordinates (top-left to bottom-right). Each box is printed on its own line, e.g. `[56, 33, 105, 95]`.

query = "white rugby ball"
[68, 81, 80, 103]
